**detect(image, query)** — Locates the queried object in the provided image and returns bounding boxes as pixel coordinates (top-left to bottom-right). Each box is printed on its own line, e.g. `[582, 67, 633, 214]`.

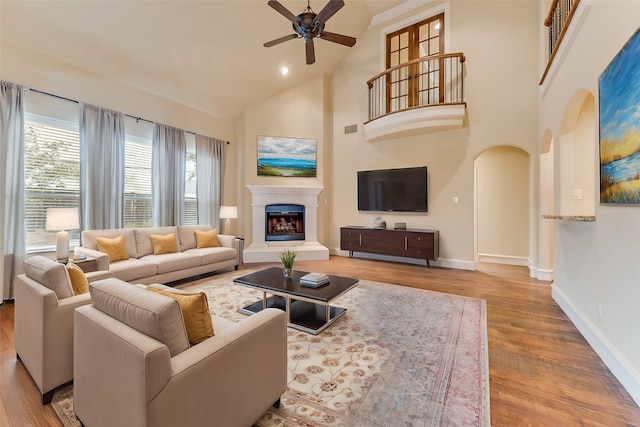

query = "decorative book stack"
[300, 272, 330, 288]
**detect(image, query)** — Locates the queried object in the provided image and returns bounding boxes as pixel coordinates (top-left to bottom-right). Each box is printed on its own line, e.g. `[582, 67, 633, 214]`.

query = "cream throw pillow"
[66, 262, 89, 295]
[195, 229, 220, 248]
[96, 235, 129, 262]
[150, 233, 179, 255]
[147, 287, 214, 345]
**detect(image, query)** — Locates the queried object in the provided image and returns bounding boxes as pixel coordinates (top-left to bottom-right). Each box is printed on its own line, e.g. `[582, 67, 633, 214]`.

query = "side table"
[60, 256, 98, 273]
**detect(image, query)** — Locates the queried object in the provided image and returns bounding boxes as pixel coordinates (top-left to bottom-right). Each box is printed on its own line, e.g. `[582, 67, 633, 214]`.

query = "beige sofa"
[74, 278, 287, 427]
[77, 225, 240, 284]
[14, 256, 113, 404]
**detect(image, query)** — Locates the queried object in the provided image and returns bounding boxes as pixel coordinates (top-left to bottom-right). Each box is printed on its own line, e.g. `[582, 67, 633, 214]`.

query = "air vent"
[344, 124, 358, 134]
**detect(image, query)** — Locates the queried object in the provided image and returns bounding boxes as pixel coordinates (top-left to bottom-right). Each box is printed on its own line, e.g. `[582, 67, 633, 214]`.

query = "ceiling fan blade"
[314, 0, 344, 24]
[306, 39, 316, 65]
[264, 34, 299, 47]
[267, 0, 299, 24]
[319, 31, 356, 47]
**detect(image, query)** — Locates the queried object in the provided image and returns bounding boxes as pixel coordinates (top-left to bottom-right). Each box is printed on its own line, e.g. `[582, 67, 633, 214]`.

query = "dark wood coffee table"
[233, 267, 359, 335]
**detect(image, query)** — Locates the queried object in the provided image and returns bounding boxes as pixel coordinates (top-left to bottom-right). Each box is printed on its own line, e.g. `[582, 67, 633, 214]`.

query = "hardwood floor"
[2, 256, 640, 426]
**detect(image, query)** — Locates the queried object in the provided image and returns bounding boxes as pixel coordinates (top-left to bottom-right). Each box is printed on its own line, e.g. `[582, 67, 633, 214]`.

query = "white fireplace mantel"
[243, 185, 329, 263]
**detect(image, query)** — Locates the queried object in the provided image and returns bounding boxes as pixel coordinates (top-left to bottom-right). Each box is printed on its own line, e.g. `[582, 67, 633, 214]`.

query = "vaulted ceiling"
[1, 1, 405, 120]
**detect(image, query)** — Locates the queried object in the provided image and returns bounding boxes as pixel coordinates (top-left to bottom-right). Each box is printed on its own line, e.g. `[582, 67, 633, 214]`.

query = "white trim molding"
[552, 284, 640, 406]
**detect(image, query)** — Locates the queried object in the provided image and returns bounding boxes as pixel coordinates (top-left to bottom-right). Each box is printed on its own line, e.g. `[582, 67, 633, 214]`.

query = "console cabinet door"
[340, 228, 361, 251]
[360, 230, 399, 255]
[404, 232, 431, 260]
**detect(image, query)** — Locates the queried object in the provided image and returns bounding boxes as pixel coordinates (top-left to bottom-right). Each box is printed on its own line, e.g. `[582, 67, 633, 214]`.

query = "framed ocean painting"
[257, 135, 317, 177]
[599, 27, 640, 204]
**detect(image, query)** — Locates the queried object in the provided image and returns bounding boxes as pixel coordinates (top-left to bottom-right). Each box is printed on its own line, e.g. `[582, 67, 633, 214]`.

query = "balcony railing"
[366, 52, 466, 123]
[540, 0, 581, 84]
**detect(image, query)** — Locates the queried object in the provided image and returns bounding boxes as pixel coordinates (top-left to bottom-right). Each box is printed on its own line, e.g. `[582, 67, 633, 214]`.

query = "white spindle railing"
[366, 53, 466, 122]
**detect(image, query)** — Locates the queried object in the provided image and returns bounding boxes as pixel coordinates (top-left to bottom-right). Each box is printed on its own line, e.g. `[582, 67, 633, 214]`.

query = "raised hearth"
[244, 185, 329, 263]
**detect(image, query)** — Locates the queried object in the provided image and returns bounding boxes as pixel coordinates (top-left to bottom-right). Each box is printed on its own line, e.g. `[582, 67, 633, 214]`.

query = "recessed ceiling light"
[281, 66, 289, 76]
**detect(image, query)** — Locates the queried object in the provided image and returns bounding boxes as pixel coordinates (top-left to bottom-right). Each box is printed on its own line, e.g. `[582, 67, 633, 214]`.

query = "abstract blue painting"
[257, 135, 317, 177]
[599, 27, 640, 204]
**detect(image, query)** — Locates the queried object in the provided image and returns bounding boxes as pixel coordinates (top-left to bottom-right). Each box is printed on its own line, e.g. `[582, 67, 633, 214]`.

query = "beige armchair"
[14, 255, 113, 404]
[73, 278, 287, 427]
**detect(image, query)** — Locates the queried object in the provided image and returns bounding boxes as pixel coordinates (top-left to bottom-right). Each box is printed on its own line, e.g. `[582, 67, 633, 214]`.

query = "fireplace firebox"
[265, 204, 305, 242]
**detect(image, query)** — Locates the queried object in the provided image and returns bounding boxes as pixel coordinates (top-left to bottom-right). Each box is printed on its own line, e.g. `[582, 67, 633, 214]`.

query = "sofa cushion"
[96, 235, 130, 263]
[177, 225, 213, 251]
[147, 288, 214, 345]
[139, 252, 202, 274]
[134, 227, 178, 257]
[82, 228, 137, 259]
[150, 233, 179, 255]
[108, 258, 158, 282]
[89, 278, 190, 357]
[185, 247, 238, 265]
[195, 229, 220, 248]
[23, 255, 74, 299]
[67, 262, 89, 295]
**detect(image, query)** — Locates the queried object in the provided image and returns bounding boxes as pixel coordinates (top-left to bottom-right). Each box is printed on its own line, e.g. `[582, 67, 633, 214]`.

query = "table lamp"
[46, 207, 80, 261]
[219, 205, 237, 235]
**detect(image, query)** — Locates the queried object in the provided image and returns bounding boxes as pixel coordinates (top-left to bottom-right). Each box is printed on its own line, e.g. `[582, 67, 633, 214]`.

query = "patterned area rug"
[53, 269, 489, 426]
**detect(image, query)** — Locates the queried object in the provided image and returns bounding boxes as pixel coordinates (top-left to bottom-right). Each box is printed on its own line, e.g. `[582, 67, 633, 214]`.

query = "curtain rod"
[29, 88, 230, 144]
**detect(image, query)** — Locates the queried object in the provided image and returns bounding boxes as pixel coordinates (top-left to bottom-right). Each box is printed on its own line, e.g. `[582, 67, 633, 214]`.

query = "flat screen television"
[357, 166, 428, 212]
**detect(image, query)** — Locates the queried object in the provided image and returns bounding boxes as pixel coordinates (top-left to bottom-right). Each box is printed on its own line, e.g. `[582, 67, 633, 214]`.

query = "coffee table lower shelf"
[238, 296, 347, 335]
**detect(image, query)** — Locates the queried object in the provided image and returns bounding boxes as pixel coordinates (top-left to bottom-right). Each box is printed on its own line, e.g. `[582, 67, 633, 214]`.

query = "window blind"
[124, 136, 152, 228]
[184, 136, 198, 225]
[24, 119, 80, 251]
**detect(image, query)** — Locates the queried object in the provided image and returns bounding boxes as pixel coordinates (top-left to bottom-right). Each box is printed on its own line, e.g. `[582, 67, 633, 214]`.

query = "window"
[183, 136, 198, 225]
[124, 135, 152, 228]
[386, 13, 444, 112]
[23, 93, 206, 248]
[24, 117, 80, 252]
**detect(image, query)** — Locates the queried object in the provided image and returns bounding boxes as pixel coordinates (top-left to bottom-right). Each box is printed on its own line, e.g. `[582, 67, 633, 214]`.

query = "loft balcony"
[539, 0, 590, 89]
[364, 52, 467, 142]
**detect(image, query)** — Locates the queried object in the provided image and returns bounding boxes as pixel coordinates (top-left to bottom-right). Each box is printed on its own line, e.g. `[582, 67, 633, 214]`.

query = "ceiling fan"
[263, 0, 357, 65]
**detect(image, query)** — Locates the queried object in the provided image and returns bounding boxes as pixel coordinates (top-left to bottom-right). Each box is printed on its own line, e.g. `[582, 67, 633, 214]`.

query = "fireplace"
[265, 204, 305, 241]
[243, 185, 329, 263]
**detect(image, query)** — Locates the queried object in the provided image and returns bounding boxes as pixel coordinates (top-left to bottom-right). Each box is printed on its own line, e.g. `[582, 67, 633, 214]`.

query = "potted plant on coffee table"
[279, 249, 296, 279]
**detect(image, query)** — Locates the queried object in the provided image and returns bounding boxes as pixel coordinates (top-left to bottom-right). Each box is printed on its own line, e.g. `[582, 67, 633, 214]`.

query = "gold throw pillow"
[96, 235, 129, 262]
[66, 262, 89, 295]
[150, 233, 179, 255]
[147, 288, 214, 345]
[195, 229, 220, 248]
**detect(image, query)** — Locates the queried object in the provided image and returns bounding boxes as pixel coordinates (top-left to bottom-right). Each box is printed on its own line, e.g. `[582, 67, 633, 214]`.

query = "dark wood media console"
[340, 226, 439, 267]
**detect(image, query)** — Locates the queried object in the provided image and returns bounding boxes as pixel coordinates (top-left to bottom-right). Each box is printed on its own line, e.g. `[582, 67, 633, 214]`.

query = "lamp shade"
[46, 207, 80, 231]
[219, 206, 238, 219]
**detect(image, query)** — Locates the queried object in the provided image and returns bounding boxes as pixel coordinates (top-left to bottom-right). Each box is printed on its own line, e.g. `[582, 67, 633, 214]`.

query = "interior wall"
[475, 146, 530, 264]
[571, 94, 596, 214]
[330, 0, 539, 269]
[539, 0, 640, 403]
[237, 77, 329, 247]
[539, 131, 554, 280]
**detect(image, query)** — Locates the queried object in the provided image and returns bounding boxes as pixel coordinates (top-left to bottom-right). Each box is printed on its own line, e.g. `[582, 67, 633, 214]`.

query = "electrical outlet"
[452, 196, 459, 205]
[597, 301, 603, 320]
[572, 188, 582, 200]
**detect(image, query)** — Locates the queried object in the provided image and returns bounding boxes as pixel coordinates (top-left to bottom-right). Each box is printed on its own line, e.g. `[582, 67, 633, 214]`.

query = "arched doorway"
[474, 146, 530, 266]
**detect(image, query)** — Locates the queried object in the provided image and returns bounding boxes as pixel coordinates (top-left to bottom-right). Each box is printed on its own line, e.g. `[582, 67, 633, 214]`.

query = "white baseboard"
[529, 267, 554, 281]
[330, 249, 475, 271]
[552, 284, 640, 406]
[477, 253, 529, 266]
